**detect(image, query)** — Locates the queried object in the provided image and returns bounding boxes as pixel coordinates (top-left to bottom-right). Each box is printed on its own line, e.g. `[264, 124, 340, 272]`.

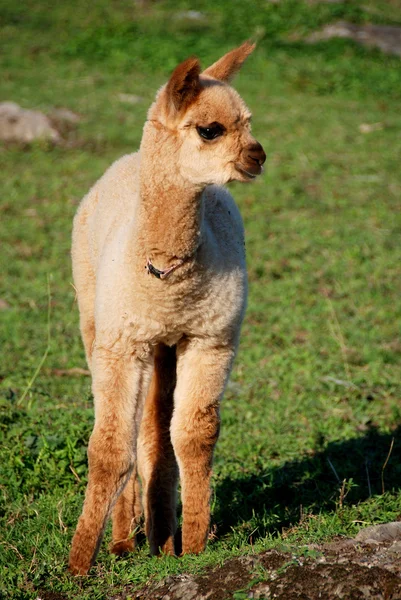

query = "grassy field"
[1, 0, 401, 598]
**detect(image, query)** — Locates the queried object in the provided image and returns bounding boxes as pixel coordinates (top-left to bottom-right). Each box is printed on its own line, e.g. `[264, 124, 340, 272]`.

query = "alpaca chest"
[131, 266, 246, 346]
[95, 262, 246, 353]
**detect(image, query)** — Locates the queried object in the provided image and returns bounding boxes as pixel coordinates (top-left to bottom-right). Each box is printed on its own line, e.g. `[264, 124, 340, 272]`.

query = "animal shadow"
[213, 425, 401, 540]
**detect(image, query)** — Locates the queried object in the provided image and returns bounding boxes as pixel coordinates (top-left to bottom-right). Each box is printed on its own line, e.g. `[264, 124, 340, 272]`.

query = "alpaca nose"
[247, 142, 266, 166]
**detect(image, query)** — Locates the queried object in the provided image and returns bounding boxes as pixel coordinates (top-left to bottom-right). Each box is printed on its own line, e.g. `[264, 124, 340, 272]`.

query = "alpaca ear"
[202, 41, 255, 83]
[165, 57, 201, 113]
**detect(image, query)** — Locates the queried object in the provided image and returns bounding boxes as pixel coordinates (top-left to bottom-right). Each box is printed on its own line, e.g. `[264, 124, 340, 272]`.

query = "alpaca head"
[146, 42, 266, 187]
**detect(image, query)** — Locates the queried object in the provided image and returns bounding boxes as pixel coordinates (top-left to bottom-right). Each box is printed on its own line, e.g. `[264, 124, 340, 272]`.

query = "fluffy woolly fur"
[69, 41, 266, 575]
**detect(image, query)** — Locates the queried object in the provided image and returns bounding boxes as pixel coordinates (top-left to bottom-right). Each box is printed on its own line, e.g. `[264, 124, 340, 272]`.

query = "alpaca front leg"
[68, 347, 152, 575]
[170, 341, 235, 554]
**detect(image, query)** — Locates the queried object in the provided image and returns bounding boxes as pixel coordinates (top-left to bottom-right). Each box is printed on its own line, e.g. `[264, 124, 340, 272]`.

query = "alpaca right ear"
[165, 57, 201, 114]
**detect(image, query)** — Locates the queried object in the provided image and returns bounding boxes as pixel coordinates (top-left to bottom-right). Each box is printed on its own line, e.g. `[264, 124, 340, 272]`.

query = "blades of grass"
[326, 297, 351, 383]
[381, 437, 395, 495]
[17, 274, 52, 409]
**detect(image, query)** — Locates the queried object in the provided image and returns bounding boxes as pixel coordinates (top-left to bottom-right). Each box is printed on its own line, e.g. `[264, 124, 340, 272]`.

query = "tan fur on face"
[69, 42, 265, 576]
[148, 55, 262, 187]
[177, 82, 255, 186]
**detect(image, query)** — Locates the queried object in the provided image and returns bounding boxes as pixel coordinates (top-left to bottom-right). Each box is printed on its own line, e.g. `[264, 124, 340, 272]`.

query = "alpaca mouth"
[235, 163, 260, 179]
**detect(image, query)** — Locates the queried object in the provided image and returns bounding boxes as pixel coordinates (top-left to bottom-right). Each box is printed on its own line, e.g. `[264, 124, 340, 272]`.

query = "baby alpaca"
[69, 41, 266, 575]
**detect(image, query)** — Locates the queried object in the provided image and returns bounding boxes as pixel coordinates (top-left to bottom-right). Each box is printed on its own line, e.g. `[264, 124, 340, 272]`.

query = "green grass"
[1, 0, 401, 598]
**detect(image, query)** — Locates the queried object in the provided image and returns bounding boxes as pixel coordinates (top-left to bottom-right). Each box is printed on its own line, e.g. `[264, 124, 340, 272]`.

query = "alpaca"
[68, 41, 266, 575]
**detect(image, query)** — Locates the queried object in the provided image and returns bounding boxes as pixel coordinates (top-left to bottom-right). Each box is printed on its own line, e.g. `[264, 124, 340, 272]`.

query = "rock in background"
[0, 102, 60, 144]
[0, 102, 81, 144]
[306, 22, 401, 57]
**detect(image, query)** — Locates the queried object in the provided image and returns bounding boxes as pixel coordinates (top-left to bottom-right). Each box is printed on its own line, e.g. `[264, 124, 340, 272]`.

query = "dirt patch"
[38, 593, 68, 600]
[114, 535, 401, 599]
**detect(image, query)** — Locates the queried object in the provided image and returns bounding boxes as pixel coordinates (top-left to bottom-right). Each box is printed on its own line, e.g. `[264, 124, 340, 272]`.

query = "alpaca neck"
[137, 122, 203, 267]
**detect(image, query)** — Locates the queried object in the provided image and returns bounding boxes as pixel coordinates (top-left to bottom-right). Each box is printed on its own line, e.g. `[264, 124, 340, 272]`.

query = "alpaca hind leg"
[138, 344, 178, 555]
[68, 345, 152, 575]
[110, 470, 142, 555]
[171, 340, 235, 555]
[72, 217, 96, 370]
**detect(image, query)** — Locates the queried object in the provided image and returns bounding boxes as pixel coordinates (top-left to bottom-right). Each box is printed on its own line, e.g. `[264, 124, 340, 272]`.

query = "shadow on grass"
[213, 425, 401, 540]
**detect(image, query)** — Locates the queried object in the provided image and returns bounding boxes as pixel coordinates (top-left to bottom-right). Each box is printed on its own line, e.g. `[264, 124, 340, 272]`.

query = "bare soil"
[115, 536, 401, 599]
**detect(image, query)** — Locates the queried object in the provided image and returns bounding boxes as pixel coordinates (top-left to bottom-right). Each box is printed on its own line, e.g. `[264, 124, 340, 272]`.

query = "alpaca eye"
[196, 122, 225, 140]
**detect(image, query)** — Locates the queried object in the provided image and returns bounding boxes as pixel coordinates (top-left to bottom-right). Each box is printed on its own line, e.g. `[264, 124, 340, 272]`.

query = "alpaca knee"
[87, 435, 134, 490]
[170, 405, 220, 470]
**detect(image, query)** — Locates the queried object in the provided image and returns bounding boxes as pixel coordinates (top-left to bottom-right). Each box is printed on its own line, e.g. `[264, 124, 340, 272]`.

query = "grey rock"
[118, 93, 143, 105]
[355, 522, 401, 543]
[360, 538, 380, 546]
[387, 541, 401, 555]
[0, 102, 60, 143]
[50, 107, 81, 123]
[168, 576, 199, 600]
[175, 10, 205, 21]
[306, 21, 401, 57]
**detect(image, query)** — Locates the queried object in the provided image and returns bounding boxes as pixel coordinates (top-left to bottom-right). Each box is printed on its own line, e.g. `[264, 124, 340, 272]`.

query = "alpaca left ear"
[165, 57, 201, 113]
[202, 41, 255, 83]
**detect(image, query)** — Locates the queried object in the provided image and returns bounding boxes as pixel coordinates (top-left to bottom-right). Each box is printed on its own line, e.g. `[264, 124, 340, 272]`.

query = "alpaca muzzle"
[235, 141, 266, 179]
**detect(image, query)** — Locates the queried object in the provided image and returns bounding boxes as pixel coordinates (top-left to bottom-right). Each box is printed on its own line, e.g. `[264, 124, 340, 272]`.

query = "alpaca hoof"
[181, 541, 205, 556]
[161, 537, 176, 556]
[149, 534, 176, 556]
[110, 539, 135, 556]
[68, 562, 90, 576]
